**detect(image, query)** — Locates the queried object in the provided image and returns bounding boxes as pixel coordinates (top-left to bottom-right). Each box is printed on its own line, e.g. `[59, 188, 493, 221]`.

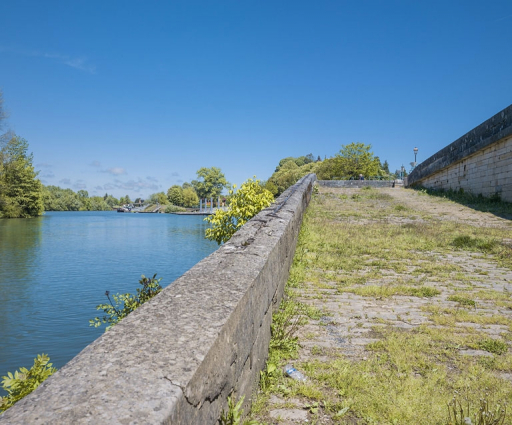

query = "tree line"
[261, 143, 399, 197]
[1, 89, 403, 218]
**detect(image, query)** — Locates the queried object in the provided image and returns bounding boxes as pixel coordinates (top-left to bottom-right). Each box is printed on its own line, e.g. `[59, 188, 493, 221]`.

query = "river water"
[0, 211, 218, 388]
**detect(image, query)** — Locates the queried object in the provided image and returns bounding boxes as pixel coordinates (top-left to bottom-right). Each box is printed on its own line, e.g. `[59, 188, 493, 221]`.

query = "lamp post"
[413, 147, 418, 164]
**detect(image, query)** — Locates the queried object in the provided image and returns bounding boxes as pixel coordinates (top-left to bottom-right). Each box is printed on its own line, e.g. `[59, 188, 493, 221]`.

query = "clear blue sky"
[1, 1, 511, 199]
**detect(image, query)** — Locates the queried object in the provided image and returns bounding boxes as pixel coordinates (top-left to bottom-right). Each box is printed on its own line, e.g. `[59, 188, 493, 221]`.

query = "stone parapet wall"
[318, 180, 394, 188]
[416, 135, 512, 201]
[407, 104, 512, 202]
[0, 174, 317, 425]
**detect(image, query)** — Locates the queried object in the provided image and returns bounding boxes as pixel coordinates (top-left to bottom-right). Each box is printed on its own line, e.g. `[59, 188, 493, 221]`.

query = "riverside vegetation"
[244, 185, 512, 424]
[0, 275, 162, 412]
[205, 177, 274, 244]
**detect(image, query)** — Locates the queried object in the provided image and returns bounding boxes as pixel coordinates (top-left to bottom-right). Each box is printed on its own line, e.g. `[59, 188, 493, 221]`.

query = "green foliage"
[478, 338, 508, 355]
[269, 298, 305, 356]
[119, 194, 132, 205]
[42, 185, 112, 211]
[90, 274, 163, 330]
[165, 204, 186, 213]
[0, 135, 44, 218]
[382, 159, 390, 173]
[0, 354, 57, 412]
[414, 186, 512, 217]
[167, 185, 184, 206]
[316, 142, 382, 180]
[219, 395, 245, 425]
[148, 192, 168, 205]
[448, 394, 507, 425]
[448, 295, 476, 307]
[258, 294, 311, 394]
[267, 159, 318, 196]
[205, 177, 274, 244]
[183, 187, 199, 207]
[191, 166, 229, 199]
[452, 235, 497, 252]
[274, 154, 315, 172]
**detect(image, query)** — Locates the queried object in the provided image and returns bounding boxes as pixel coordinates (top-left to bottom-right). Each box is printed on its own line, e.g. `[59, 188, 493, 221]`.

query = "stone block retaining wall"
[0, 174, 317, 425]
[407, 104, 512, 202]
[318, 180, 394, 188]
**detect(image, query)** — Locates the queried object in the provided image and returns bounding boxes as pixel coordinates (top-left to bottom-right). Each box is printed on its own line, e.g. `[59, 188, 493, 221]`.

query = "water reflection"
[0, 212, 218, 394]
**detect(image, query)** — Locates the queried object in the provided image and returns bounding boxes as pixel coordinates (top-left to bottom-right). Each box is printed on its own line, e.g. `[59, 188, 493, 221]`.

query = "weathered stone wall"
[0, 174, 317, 425]
[318, 180, 394, 188]
[406, 104, 512, 202]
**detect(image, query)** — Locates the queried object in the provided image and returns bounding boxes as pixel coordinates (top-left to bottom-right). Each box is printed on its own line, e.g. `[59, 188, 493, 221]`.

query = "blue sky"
[1, 1, 511, 198]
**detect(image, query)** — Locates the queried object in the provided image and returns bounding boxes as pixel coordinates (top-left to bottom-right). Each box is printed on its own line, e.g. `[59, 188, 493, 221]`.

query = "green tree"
[43, 185, 81, 211]
[119, 195, 132, 205]
[104, 194, 119, 208]
[267, 160, 318, 196]
[0, 135, 44, 218]
[205, 177, 274, 244]
[316, 142, 380, 180]
[382, 160, 390, 174]
[167, 185, 184, 206]
[77, 190, 91, 211]
[182, 187, 199, 207]
[149, 192, 168, 205]
[88, 196, 110, 211]
[191, 167, 229, 199]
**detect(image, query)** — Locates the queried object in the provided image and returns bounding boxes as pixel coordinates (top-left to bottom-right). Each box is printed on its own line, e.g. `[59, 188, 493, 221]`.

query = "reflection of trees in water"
[0, 216, 43, 290]
[0, 217, 43, 389]
[166, 217, 214, 238]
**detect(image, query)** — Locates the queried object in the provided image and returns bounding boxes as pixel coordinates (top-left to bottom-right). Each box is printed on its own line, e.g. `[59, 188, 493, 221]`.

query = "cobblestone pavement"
[256, 187, 512, 424]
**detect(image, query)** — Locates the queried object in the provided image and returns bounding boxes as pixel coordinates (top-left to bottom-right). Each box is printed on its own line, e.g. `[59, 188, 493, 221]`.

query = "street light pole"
[414, 147, 418, 164]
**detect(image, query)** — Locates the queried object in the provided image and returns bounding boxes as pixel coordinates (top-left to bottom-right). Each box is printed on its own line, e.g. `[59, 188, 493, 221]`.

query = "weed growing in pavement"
[414, 186, 512, 218]
[246, 187, 512, 423]
[448, 295, 477, 307]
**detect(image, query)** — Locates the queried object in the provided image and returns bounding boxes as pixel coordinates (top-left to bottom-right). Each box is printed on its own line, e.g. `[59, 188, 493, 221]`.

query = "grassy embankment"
[246, 186, 512, 424]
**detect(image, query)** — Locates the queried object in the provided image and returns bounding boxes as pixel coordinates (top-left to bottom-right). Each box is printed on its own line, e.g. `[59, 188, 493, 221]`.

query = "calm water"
[0, 211, 218, 388]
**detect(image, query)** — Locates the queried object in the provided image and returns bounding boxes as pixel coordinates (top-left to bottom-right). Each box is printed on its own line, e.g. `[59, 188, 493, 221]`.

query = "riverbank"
[0, 211, 218, 400]
[247, 186, 512, 424]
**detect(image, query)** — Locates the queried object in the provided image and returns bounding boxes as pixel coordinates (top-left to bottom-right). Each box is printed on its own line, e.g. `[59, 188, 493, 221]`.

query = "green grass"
[246, 187, 512, 424]
[414, 186, 512, 218]
[448, 294, 477, 307]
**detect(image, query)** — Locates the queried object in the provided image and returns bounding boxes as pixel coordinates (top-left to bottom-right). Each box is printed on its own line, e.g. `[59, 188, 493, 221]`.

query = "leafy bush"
[205, 177, 274, 244]
[165, 204, 186, 213]
[0, 354, 57, 412]
[89, 274, 162, 330]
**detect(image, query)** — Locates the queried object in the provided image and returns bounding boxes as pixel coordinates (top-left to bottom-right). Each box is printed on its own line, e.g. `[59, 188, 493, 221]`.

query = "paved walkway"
[251, 187, 512, 424]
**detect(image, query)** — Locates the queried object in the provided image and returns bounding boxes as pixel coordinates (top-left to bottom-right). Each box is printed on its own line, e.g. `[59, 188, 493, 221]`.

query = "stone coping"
[407, 104, 512, 186]
[0, 174, 317, 425]
[318, 180, 394, 188]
